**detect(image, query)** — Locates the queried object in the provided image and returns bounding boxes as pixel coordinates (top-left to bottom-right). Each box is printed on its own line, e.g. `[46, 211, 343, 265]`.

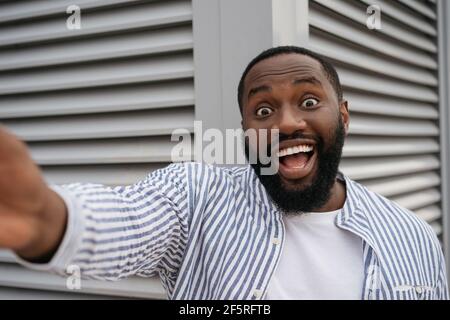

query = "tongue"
[281, 153, 309, 168]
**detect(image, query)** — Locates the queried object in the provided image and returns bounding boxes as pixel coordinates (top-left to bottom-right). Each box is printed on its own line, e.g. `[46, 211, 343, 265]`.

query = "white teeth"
[276, 144, 313, 157]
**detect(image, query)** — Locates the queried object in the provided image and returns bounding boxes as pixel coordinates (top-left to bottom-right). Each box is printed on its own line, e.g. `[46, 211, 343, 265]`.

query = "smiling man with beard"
[0, 46, 448, 300]
[241, 47, 347, 216]
[244, 100, 346, 215]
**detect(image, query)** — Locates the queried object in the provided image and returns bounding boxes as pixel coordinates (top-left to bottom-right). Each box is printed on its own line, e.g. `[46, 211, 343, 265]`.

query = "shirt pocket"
[393, 284, 436, 300]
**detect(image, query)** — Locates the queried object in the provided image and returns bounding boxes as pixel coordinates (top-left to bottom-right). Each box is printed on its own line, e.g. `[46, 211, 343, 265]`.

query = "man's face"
[241, 53, 349, 213]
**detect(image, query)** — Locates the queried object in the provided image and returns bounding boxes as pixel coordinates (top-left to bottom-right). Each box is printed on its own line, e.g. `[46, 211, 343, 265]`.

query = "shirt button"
[415, 287, 423, 294]
[271, 237, 281, 245]
[253, 289, 263, 298]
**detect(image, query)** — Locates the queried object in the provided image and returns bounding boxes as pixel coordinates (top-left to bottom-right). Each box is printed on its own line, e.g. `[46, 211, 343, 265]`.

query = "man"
[0, 46, 447, 300]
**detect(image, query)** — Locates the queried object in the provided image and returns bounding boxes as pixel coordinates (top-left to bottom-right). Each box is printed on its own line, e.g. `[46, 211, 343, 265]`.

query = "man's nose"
[273, 107, 307, 136]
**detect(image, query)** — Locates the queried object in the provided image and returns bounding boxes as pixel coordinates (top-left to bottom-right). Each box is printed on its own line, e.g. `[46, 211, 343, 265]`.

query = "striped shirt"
[20, 162, 448, 299]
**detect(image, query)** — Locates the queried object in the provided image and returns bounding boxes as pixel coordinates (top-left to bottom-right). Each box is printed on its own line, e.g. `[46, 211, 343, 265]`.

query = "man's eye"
[301, 98, 319, 108]
[256, 106, 273, 117]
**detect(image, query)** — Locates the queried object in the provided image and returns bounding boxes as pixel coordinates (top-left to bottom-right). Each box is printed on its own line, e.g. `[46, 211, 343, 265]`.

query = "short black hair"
[237, 46, 343, 114]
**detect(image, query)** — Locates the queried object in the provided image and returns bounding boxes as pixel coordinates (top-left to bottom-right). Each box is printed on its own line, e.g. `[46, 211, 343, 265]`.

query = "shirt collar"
[244, 165, 379, 256]
[244, 164, 279, 212]
[336, 173, 379, 253]
[337, 171, 363, 224]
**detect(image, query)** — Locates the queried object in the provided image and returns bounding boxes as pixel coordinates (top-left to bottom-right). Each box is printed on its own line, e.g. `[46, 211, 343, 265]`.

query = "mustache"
[278, 131, 320, 144]
[245, 131, 323, 159]
[244, 130, 326, 164]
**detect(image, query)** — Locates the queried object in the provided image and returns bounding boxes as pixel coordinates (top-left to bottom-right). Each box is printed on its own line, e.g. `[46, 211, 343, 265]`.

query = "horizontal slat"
[28, 136, 194, 165]
[4, 107, 194, 141]
[0, 24, 193, 72]
[0, 264, 165, 299]
[338, 66, 438, 103]
[416, 205, 442, 223]
[42, 163, 167, 186]
[0, 0, 142, 24]
[429, 222, 442, 236]
[344, 136, 439, 157]
[345, 91, 438, 119]
[398, 0, 436, 20]
[340, 154, 440, 180]
[359, 0, 437, 36]
[309, 28, 437, 86]
[312, 0, 436, 52]
[391, 188, 441, 211]
[0, 52, 193, 95]
[0, 0, 192, 48]
[362, 171, 440, 197]
[309, 3, 437, 69]
[0, 250, 15, 263]
[0, 80, 194, 119]
[349, 113, 439, 136]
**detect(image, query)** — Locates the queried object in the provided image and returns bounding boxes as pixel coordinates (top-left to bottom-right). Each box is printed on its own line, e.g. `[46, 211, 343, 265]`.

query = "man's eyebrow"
[292, 77, 322, 86]
[247, 77, 321, 100]
[248, 85, 271, 100]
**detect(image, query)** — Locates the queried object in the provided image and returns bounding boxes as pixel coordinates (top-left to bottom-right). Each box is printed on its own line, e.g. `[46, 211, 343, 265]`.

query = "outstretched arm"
[0, 126, 189, 281]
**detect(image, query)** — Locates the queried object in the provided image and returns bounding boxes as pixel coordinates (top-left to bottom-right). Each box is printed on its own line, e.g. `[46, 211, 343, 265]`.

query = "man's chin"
[254, 165, 333, 213]
[278, 174, 312, 192]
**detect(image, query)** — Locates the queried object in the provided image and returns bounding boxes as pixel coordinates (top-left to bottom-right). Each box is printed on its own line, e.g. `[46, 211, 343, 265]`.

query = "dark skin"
[0, 126, 67, 261]
[241, 53, 350, 212]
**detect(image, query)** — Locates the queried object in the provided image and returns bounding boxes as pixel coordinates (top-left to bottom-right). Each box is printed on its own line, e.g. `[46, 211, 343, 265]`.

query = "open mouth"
[277, 143, 317, 180]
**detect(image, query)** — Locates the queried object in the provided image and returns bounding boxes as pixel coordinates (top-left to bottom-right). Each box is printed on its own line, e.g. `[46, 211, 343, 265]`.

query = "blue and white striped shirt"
[22, 162, 448, 299]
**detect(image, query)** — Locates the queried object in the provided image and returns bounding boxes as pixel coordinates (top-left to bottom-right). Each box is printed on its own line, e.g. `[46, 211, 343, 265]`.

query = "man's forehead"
[244, 53, 325, 87]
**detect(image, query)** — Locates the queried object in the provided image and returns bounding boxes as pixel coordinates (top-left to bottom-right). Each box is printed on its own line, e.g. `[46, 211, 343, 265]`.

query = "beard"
[245, 117, 346, 214]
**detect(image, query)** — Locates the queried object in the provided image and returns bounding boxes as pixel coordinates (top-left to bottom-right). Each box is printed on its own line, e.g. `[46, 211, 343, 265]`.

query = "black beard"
[245, 117, 346, 214]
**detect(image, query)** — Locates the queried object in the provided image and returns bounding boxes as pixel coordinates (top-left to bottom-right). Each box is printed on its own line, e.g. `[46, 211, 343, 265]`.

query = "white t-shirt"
[265, 209, 364, 300]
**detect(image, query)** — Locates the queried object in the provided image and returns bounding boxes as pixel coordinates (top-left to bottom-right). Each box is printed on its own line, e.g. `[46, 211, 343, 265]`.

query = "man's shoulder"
[181, 162, 250, 180]
[161, 162, 250, 193]
[347, 176, 441, 252]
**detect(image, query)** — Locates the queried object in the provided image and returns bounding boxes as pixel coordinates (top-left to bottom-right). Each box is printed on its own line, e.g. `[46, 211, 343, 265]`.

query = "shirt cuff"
[14, 184, 86, 274]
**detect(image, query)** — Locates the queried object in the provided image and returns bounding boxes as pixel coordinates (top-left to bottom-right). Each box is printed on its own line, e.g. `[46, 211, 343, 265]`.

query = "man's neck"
[313, 179, 347, 213]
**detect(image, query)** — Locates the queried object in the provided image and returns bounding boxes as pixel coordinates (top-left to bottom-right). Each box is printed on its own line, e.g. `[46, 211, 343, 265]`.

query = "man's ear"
[339, 100, 350, 136]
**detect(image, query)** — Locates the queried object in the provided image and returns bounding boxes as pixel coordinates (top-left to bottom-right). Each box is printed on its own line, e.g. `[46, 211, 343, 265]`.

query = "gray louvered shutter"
[308, 0, 442, 234]
[0, 0, 194, 299]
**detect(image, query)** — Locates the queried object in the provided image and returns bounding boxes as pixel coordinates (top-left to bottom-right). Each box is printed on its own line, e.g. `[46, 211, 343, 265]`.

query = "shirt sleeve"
[15, 163, 190, 282]
[435, 247, 449, 300]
